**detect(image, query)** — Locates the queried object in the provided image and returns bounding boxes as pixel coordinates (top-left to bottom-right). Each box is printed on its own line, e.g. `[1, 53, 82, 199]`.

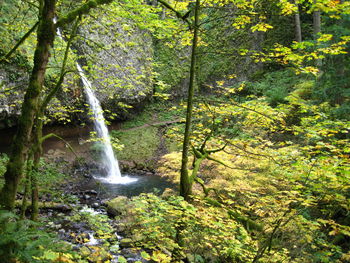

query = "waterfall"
[76, 64, 120, 177]
[76, 64, 136, 184]
[55, 19, 136, 184]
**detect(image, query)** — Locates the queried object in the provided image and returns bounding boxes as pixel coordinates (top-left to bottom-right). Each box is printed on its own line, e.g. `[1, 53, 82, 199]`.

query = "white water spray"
[55, 18, 136, 184]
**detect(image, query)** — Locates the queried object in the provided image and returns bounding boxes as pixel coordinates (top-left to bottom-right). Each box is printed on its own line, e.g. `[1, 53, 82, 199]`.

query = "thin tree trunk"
[313, 0, 321, 38]
[0, 0, 56, 210]
[20, 157, 33, 219]
[180, 0, 200, 201]
[313, 0, 322, 67]
[30, 123, 42, 221]
[0, 21, 39, 63]
[294, 1, 302, 42]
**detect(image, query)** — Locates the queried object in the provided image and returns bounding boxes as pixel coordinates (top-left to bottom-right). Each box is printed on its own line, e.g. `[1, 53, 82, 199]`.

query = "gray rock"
[85, 190, 98, 195]
[91, 202, 99, 208]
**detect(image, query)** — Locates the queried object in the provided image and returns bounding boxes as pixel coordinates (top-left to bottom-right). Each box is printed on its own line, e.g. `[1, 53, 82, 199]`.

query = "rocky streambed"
[38, 163, 176, 263]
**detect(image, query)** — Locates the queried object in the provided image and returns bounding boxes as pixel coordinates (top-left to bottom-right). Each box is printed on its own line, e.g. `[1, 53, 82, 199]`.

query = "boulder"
[106, 196, 130, 216]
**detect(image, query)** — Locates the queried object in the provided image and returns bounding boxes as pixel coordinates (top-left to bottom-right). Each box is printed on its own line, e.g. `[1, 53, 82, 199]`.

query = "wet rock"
[91, 202, 99, 209]
[85, 190, 98, 195]
[120, 248, 138, 258]
[116, 222, 127, 233]
[83, 173, 93, 179]
[70, 222, 89, 233]
[55, 204, 72, 212]
[101, 199, 109, 206]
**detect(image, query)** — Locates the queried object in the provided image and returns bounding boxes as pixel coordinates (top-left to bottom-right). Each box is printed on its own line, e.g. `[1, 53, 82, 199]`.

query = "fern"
[0, 210, 58, 263]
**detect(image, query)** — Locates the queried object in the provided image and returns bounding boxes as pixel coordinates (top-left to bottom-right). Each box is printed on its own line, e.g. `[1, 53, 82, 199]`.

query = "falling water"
[76, 64, 136, 184]
[77, 64, 121, 177]
[55, 18, 136, 184]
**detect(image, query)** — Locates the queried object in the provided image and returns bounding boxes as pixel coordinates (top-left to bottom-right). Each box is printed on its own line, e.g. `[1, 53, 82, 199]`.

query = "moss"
[112, 126, 159, 168]
[106, 196, 130, 216]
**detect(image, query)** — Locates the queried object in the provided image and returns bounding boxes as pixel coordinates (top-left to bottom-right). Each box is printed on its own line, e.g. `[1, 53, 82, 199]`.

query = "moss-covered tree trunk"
[179, 0, 200, 201]
[0, 0, 56, 210]
[29, 114, 44, 221]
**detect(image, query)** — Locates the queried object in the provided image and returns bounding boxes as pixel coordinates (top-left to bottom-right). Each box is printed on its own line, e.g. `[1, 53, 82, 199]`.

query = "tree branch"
[206, 155, 255, 171]
[55, 0, 114, 28]
[0, 21, 39, 63]
[41, 17, 80, 112]
[157, 0, 191, 27]
[224, 141, 280, 164]
[40, 133, 79, 159]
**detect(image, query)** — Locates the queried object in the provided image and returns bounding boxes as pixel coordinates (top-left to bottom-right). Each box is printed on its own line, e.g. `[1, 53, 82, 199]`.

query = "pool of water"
[84, 174, 176, 198]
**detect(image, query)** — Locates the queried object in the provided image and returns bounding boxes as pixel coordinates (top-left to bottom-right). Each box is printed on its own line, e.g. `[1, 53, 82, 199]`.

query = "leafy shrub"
[244, 70, 304, 106]
[121, 194, 254, 262]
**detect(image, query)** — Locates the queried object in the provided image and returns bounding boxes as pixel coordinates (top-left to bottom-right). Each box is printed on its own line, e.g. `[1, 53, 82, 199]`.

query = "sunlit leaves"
[123, 194, 254, 261]
[251, 23, 273, 32]
[278, 0, 298, 15]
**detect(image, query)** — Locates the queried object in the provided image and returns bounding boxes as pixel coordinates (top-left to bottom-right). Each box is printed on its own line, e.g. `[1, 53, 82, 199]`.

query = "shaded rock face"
[0, 65, 27, 128]
[76, 13, 154, 120]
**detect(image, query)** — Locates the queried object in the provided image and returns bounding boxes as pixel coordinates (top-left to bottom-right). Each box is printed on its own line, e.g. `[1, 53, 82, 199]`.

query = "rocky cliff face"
[0, 14, 154, 127]
[76, 13, 154, 120]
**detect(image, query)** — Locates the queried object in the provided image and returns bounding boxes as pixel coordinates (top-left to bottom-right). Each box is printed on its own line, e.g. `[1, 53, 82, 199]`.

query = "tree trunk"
[294, 1, 302, 42]
[313, 0, 321, 38]
[179, 0, 200, 201]
[313, 0, 322, 67]
[30, 120, 43, 221]
[0, 0, 56, 210]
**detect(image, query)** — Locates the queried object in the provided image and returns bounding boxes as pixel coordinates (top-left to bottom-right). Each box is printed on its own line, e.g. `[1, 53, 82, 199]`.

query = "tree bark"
[0, 0, 56, 210]
[313, 0, 322, 67]
[30, 116, 43, 221]
[179, 0, 200, 201]
[294, 1, 302, 42]
[313, 0, 321, 39]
